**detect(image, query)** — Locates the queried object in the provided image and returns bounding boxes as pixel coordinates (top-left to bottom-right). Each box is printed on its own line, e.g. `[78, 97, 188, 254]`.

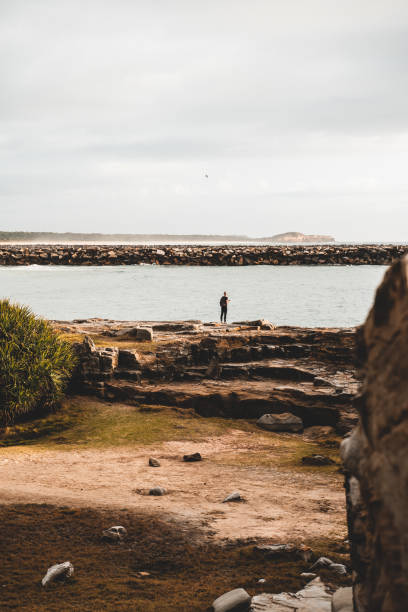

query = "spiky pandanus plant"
[0, 300, 77, 425]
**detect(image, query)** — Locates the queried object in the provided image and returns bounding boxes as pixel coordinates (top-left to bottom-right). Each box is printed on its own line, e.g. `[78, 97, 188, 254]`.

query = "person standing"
[220, 291, 229, 323]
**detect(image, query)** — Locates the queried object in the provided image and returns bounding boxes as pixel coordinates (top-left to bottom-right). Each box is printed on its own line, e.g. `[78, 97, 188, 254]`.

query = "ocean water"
[0, 264, 386, 327]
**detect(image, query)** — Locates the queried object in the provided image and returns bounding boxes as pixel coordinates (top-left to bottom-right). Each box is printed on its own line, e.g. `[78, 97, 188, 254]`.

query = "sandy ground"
[0, 431, 346, 543]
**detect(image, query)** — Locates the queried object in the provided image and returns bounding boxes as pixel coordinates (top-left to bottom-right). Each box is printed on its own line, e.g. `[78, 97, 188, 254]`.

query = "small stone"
[102, 525, 127, 542]
[183, 452, 202, 462]
[149, 486, 166, 496]
[149, 457, 161, 467]
[41, 562, 74, 587]
[211, 587, 251, 612]
[257, 578, 266, 583]
[256, 412, 303, 433]
[222, 491, 242, 503]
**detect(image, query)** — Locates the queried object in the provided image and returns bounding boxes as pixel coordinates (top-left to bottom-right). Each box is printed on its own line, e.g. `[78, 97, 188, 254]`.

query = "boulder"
[98, 347, 119, 373]
[135, 327, 154, 341]
[118, 349, 141, 369]
[183, 452, 202, 462]
[41, 562, 74, 587]
[116, 327, 154, 341]
[257, 412, 303, 433]
[211, 588, 251, 612]
[310, 557, 347, 575]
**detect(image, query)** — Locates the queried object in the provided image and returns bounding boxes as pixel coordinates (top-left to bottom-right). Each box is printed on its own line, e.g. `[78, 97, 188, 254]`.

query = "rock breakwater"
[0, 244, 407, 266]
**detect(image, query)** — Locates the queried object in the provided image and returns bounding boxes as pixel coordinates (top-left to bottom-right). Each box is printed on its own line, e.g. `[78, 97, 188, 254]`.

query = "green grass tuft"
[0, 299, 77, 425]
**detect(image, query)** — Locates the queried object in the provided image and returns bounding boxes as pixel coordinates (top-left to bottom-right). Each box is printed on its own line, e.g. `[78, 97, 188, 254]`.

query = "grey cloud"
[1, 0, 408, 240]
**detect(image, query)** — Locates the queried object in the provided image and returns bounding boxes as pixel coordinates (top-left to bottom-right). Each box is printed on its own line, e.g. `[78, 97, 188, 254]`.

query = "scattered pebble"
[102, 525, 127, 542]
[149, 486, 166, 496]
[222, 491, 242, 503]
[183, 452, 202, 462]
[149, 457, 161, 467]
[41, 562, 74, 587]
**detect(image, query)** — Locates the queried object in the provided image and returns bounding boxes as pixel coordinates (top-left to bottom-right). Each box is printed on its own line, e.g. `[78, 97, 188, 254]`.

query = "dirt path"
[0, 430, 346, 542]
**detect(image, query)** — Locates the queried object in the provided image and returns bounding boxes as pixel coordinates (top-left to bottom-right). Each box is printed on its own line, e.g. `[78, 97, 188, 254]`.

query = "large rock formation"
[341, 256, 408, 611]
[65, 319, 358, 433]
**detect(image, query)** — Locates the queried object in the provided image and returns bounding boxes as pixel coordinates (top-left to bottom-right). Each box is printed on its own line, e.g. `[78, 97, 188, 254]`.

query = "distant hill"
[0, 231, 335, 244]
[262, 232, 335, 243]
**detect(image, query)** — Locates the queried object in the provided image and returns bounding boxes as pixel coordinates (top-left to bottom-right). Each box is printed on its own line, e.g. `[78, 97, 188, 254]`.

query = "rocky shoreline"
[56, 318, 359, 434]
[0, 243, 407, 266]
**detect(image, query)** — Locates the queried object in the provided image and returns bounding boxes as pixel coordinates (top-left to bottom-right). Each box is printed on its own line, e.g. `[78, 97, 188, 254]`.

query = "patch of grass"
[211, 433, 341, 474]
[0, 396, 342, 477]
[0, 396, 258, 448]
[0, 504, 351, 612]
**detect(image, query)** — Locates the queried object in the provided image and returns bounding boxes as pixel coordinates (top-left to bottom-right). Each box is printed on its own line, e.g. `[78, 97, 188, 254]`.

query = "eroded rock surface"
[63, 320, 359, 433]
[250, 577, 332, 611]
[342, 255, 408, 611]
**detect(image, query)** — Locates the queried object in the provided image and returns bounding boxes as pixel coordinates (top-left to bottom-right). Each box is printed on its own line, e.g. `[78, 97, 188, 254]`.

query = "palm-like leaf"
[0, 300, 77, 425]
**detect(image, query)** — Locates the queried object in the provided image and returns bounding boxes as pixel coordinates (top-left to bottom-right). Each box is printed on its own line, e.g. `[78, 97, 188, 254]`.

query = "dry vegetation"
[0, 504, 350, 612]
[0, 396, 350, 611]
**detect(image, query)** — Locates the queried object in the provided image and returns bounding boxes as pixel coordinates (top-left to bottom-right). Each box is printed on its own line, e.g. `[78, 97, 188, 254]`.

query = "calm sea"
[0, 264, 386, 327]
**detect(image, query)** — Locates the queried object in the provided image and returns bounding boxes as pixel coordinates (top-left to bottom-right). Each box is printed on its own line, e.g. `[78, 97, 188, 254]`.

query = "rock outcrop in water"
[61, 319, 359, 433]
[0, 244, 407, 266]
[341, 256, 408, 611]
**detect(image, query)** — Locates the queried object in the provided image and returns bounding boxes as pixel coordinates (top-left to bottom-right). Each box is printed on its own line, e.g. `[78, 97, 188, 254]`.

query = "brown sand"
[0, 430, 346, 543]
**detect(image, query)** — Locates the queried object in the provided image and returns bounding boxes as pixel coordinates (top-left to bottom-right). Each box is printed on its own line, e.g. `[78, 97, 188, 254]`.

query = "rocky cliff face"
[341, 256, 408, 611]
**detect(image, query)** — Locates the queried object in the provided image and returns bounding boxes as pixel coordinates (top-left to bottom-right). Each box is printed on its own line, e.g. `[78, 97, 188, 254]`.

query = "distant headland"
[0, 231, 335, 244]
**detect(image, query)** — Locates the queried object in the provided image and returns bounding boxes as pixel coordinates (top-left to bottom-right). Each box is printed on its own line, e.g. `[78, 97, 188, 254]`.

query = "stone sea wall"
[0, 244, 407, 266]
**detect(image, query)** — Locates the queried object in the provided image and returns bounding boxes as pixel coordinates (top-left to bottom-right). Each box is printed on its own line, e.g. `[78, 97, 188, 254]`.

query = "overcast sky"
[1, 0, 408, 241]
